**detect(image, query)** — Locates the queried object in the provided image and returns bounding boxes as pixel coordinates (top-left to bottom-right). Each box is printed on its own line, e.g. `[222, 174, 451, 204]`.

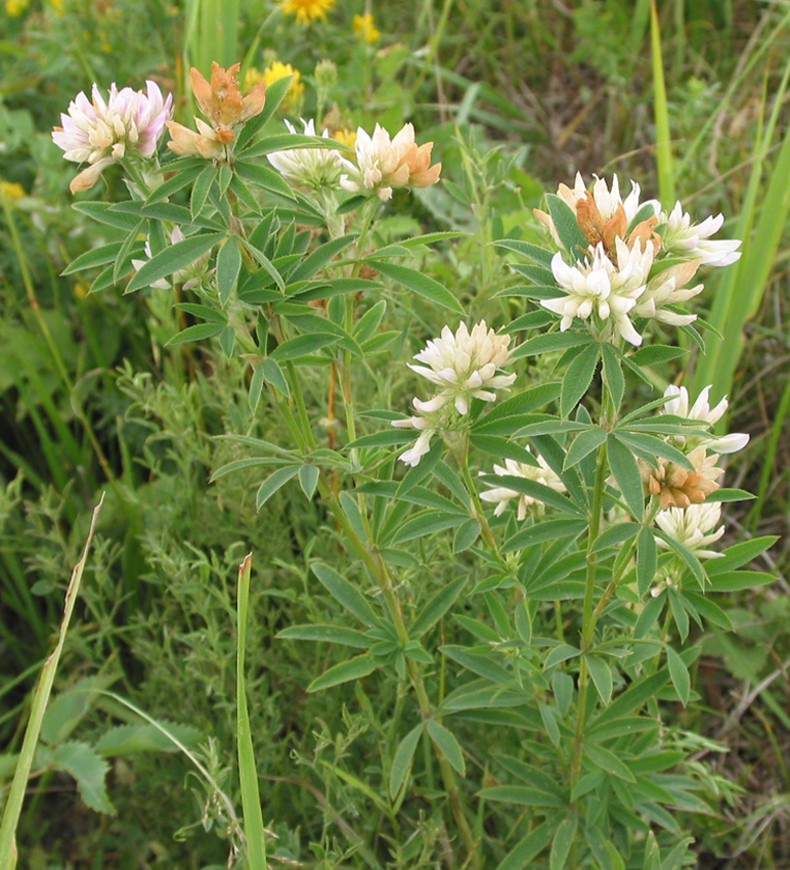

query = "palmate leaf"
[411, 577, 467, 636]
[311, 563, 380, 628]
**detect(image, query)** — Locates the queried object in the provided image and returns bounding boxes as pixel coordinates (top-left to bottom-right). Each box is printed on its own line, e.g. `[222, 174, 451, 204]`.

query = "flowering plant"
[49, 66, 775, 870]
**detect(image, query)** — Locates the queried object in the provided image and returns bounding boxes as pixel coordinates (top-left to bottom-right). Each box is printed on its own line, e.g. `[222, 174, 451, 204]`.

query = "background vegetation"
[0, 0, 788, 867]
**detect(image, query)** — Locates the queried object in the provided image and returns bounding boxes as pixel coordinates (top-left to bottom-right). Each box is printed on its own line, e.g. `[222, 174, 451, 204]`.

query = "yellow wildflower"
[5, 0, 30, 16]
[0, 181, 26, 201]
[353, 13, 380, 44]
[261, 61, 305, 111]
[333, 129, 357, 150]
[278, 0, 335, 24]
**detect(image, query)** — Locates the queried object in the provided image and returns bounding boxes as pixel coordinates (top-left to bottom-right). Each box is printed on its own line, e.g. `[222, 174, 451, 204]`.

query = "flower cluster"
[267, 119, 343, 191]
[278, 0, 335, 24]
[479, 451, 566, 519]
[655, 502, 725, 560]
[266, 120, 441, 202]
[393, 322, 515, 466]
[339, 123, 442, 201]
[534, 173, 741, 345]
[642, 384, 749, 510]
[52, 81, 172, 193]
[167, 63, 266, 160]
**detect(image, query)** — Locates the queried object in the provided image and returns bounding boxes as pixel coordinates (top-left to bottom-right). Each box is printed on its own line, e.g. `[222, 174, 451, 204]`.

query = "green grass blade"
[236, 553, 267, 869]
[693, 53, 790, 404]
[0, 494, 105, 870]
[650, 0, 675, 206]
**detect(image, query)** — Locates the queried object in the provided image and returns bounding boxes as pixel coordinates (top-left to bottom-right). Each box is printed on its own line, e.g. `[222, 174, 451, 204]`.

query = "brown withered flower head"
[644, 445, 722, 510]
[167, 62, 267, 158]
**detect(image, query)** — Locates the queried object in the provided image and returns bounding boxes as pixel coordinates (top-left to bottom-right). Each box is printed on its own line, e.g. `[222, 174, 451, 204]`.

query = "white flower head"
[479, 450, 566, 519]
[542, 239, 653, 346]
[391, 321, 514, 467]
[632, 258, 703, 325]
[662, 385, 749, 454]
[655, 501, 725, 559]
[267, 118, 343, 191]
[408, 320, 516, 415]
[52, 81, 173, 193]
[660, 201, 742, 267]
[339, 122, 440, 202]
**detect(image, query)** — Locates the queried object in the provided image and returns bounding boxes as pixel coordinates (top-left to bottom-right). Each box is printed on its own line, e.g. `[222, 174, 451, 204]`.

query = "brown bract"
[192, 62, 266, 136]
[645, 446, 722, 510]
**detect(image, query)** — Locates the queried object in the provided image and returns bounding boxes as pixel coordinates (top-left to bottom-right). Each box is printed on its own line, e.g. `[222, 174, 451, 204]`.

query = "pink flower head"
[52, 80, 173, 193]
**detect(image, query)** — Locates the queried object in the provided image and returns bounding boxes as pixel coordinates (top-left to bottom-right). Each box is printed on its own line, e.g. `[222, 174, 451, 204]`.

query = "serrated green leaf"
[53, 742, 114, 814]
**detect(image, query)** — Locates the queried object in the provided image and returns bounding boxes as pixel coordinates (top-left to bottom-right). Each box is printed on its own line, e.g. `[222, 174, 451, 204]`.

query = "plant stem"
[317, 478, 482, 868]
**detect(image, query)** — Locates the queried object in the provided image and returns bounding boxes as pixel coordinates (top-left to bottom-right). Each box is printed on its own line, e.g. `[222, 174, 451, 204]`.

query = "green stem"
[317, 477, 481, 868]
[570, 435, 608, 790]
